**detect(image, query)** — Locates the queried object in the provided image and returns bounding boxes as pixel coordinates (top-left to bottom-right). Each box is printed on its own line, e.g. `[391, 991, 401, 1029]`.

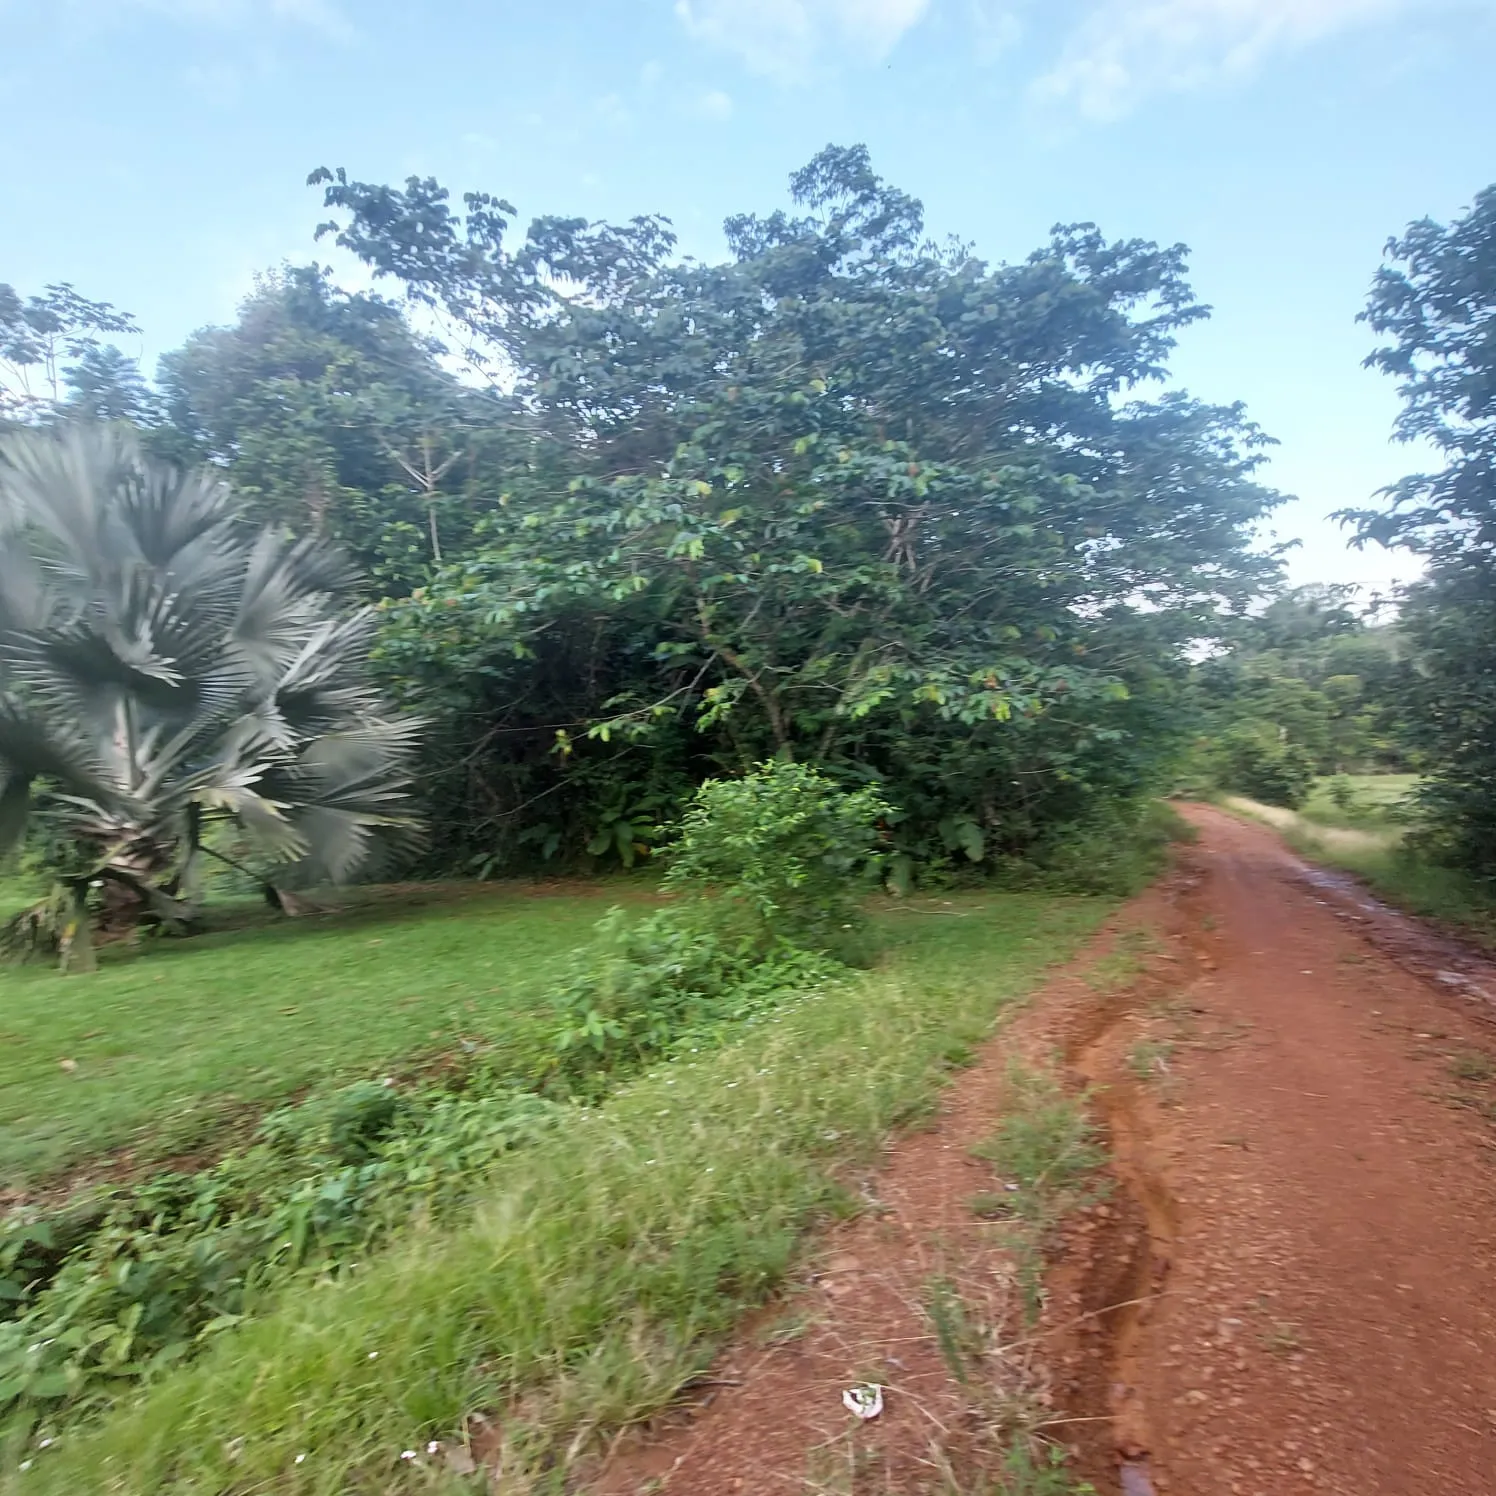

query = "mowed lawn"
[0, 882, 638, 1187]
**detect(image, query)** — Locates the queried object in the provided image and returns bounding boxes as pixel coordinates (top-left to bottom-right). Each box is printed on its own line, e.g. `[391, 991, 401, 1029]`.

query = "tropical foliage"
[0, 425, 420, 966]
[35, 148, 1482, 898]
[1191, 585, 1411, 806]
[1352, 184, 1496, 876]
[306, 146, 1285, 877]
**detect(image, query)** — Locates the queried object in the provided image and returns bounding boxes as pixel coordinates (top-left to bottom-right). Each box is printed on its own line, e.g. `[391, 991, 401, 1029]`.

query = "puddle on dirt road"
[1291, 862, 1496, 1015]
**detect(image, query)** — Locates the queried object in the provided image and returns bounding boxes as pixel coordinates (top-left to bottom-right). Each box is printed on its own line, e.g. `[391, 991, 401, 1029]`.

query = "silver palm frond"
[0, 424, 422, 958]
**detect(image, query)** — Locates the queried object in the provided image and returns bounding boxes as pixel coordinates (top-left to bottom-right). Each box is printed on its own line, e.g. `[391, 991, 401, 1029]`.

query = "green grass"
[7, 889, 1112, 1494]
[0, 877, 38, 922]
[971, 1063, 1109, 1320]
[1298, 773, 1420, 831]
[0, 883, 644, 1188]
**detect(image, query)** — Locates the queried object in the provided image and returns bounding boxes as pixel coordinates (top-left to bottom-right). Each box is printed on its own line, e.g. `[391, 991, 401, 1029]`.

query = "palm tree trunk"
[60, 881, 97, 974]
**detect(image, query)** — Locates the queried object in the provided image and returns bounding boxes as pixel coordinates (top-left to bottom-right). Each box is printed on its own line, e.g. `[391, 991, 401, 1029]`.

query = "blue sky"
[6, 0, 1495, 593]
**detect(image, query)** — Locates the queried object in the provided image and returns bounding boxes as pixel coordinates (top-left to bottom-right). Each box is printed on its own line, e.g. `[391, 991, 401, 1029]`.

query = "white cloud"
[1033, 0, 1414, 119]
[674, 0, 932, 80]
[970, 0, 1024, 62]
[695, 87, 734, 119]
[59, 0, 353, 43]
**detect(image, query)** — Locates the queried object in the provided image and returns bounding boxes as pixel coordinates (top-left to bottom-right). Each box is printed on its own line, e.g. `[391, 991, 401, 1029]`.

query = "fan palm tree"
[0, 424, 422, 969]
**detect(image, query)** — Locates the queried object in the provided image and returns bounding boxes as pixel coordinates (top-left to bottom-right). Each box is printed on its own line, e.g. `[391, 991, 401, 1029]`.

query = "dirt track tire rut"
[1076, 805, 1496, 1496]
[591, 807, 1496, 1495]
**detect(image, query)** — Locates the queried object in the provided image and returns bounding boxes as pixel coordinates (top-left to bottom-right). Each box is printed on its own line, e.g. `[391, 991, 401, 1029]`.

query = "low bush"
[1210, 721, 1317, 808]
[547, 905, 844, 1090]
[663, 762, 891, 950]
[546, 761, 888, 1087]
[0, 1069, 562, 1435]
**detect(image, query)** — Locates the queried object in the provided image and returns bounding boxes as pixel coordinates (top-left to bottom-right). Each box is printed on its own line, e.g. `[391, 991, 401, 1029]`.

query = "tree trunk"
[60, 882, 96, 974]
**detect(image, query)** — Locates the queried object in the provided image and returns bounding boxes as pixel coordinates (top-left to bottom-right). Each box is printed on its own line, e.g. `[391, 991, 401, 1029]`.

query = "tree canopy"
[3, 147, 1306, 895]
[306, 146, 1285, 878]
[0, 282, 141, 422]
[1355, 185, 1496, 871]
[1190, 585, 1410, 807]
[154, 265, 523, 592]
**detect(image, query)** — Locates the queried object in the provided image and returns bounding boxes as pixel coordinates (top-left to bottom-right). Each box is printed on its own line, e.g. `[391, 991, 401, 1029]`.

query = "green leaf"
[24, 1370, 71, 1400]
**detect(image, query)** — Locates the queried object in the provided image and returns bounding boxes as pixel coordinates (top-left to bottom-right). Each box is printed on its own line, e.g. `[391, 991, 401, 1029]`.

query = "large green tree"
[0, 425, 421, 967]
[0, 281, 141, 424]
[307, 147, 1285, 878]
[157, 265, 522, 592]
[1355, 185, 1496, 871]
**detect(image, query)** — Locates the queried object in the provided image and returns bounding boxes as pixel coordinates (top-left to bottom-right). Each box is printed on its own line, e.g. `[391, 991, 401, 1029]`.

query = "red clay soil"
[588, 804, 1496, 1496]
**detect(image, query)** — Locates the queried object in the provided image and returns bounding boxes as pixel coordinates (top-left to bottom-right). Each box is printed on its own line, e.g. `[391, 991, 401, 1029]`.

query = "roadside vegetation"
[3, 148, 1496, 1489]
[4, 886, 1114, 1490]
[1, 758, 1185, 1486]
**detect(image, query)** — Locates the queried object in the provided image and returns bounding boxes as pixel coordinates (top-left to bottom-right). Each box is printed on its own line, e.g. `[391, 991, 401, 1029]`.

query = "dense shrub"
[1210, 721, 1316, 808]
[548, 762, 888, 1083]
[548, 905, 843, 1089]
[664, 762, 891, 948]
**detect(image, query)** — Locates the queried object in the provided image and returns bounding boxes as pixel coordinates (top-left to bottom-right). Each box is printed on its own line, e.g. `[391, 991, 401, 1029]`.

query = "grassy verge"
[0, 879, 38, 922]
[1297, 773, 1420, 831]
[0, 883, 639, 1189]
[936, 1064, 1108, 1495]
[972, 1064, 1109, 1322]
[1222, 783, 1496, 951]
[7, 890, 1111, 1493]
[1281, 831, 1496, 949]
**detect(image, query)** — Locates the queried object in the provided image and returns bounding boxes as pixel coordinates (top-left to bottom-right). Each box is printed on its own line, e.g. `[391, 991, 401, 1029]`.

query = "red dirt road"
[1124, 805, 1496, 1494]
[591, 805, 1496, 1495]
